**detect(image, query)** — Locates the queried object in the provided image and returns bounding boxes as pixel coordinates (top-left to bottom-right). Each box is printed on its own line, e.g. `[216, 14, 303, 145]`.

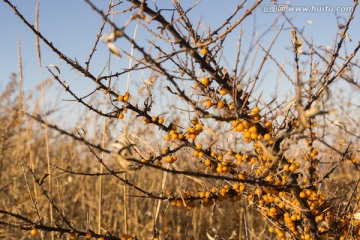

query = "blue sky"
[1, 0, 359, 123]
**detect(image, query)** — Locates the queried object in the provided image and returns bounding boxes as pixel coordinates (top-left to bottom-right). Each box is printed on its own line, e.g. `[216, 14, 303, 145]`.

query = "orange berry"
[200, 47, 209, 55]
[236, 123, 244, 131]
[300, 191, 306, 198]
[166, 156, 174, 163]
[310, 149, 318, 158]
[178, 133, 184, 140]
[123, 92, 130, 102]
[205, 99, 212, 107]
[244, 131, 251, 139]
[304, 234, 311, 240]
[283, 164, 289, 171]
[242, 120, 251, 129]
[253, 113, 261, 121]
[264, 133, 271, 141]
[69, 232, 76, 240]
[249, 126, 257, 133]
[85, 232, 93, 239]
[118, 113, 124, 119]
[229, 103, 236, 110]
[265, 121, 272, 128]
[201, 77, 211, 86]
[205, 191, 211, 198]
[117, 95, 124, 101]
[204, 159, 211, 166]
[151, 116, 157, 122]
[217, 101, 225, 109]
[199, 191, 205, 198]
[158, 118, 164, 124]
[255, 187, 263, 195]
[219, 88, 227, 96]
[269, 207, 277, 214]
[176, 199, 182, 207]
[30, 228, 38, 236]
[195, 123, 203, 131]
[289, 164, 296, 172]
[251, 132, 258, 140]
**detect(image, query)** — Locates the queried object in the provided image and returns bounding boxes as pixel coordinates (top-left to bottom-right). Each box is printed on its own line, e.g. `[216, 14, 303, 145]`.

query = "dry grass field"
[1, 1, 360, 240]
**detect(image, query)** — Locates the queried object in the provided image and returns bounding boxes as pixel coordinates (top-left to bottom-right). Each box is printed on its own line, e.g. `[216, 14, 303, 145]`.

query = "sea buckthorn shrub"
[1, 1, 360, 240]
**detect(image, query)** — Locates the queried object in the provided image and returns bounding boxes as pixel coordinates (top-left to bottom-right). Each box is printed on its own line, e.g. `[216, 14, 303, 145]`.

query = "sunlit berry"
[201, 47, 209, 55]
[264, 133, 271, 141]
[123, 92, 130, 102]
[30, 228, 38, 236]
[217, 101, 225, 109]
[219, 88, 227, 96]
[252, 106, 259, 114]
[158, 118, 164, 124]
[205, 99, 212, 107]
[117, 95, 124, 101]
[201, 77, 211, 86]
[265, 121, 272, 128]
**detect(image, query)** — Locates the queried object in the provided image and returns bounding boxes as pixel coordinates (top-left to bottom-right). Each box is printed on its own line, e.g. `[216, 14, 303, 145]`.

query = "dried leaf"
[333, 120, 345, 129]
[206, 227, 217, 240]
[47, 64, 60, 74]
[305, 105, 320, 118]
[228, 230, 237, 239]
[138, 86, 146, 94]
[106, 29, 124, 43]
[291, 30, 303, 49]
[345, 33, 352, 41]
[106, 32, 115, 42]
[256, 141, 277, 161]
[143, 76, 157, 86]
[285, 98, 297, 112]
[296, 105, 307, 127]
[203, 126, 219, 141]
[354, 212, 360, 220]
[107, 42, 121, 58]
